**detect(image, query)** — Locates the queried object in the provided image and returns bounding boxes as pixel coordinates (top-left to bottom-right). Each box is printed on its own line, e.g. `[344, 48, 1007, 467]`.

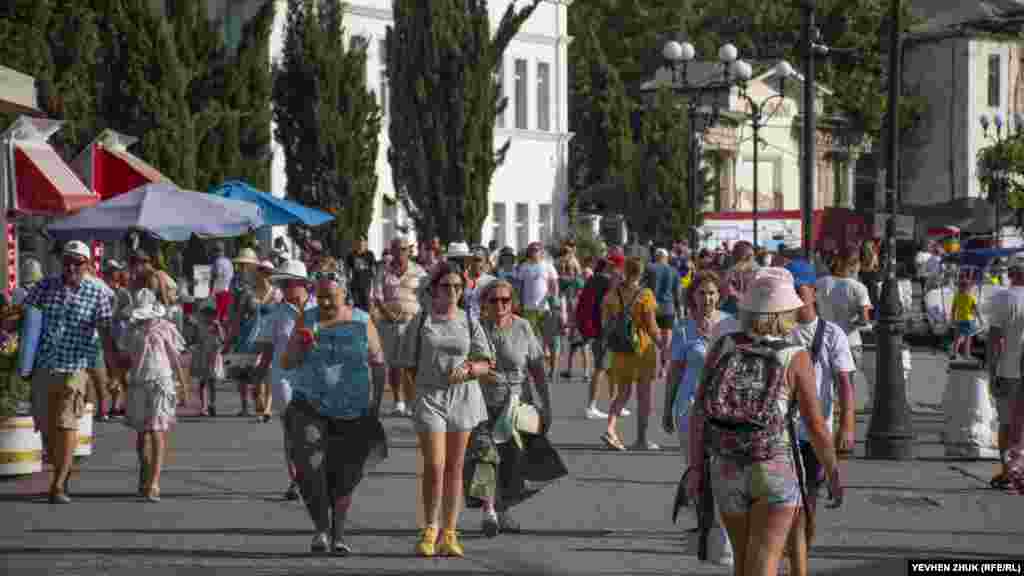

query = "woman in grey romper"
[466, 279, 551, 536]
[396, 262, 494, 558]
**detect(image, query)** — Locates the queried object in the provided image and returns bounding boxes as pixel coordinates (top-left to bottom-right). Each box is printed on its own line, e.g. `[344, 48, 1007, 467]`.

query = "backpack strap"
[809, 318, 826, 366]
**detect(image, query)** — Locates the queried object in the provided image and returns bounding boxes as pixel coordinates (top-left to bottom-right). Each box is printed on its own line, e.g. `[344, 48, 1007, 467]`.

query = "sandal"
[600, 432, 626, 452]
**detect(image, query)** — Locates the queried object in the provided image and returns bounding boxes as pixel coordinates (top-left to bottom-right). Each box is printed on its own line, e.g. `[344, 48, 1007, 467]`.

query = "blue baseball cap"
[784, 259, 817, 289]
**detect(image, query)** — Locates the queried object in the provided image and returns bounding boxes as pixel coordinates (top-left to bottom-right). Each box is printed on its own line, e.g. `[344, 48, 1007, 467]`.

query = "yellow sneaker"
[438, 529, 464, 558]
[415, 526, 438, 557]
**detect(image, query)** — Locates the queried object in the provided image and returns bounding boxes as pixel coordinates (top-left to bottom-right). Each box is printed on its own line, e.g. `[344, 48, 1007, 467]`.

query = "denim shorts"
[957, 320, 976, 336]
[711, 453, 802, 514]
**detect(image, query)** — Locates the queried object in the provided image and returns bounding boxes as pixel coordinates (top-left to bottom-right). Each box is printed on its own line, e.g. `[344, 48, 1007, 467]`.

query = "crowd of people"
[14, 229, 1024, 576]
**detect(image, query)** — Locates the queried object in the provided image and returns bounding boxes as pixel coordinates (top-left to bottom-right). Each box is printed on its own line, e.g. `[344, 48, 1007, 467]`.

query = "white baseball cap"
[63, 240, 91, 260]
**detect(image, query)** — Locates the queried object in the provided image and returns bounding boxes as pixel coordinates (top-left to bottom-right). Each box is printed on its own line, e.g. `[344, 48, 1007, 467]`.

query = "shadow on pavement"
[811, 545, 1021, 562]
[27, 526, 623, 539]
[0, 545, 421, 561]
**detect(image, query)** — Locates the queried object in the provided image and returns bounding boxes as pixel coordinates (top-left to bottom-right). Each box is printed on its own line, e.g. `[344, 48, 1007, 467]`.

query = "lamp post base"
[865, 274, 915, 461]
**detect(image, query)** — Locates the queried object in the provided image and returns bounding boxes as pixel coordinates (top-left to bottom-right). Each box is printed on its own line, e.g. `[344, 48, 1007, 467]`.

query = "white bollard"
[74, 403, 95, 458]
[943, 362, 1000, 459]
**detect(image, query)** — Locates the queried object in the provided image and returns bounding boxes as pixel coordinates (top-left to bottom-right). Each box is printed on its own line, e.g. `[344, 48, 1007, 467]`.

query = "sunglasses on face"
[312, 271, 344, 283]
[438, 282, 463, 291]
[63, 257, 89, 269]
[489, 296, 512, 304]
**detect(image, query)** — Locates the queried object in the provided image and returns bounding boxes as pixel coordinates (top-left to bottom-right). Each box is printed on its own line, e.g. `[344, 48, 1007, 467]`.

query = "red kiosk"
[1, 117, 100, 293]
[71, 130, 171, 267]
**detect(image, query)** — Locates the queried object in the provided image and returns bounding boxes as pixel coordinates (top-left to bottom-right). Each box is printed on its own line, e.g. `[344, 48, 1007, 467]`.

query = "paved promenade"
[2, 347, 1023, 575]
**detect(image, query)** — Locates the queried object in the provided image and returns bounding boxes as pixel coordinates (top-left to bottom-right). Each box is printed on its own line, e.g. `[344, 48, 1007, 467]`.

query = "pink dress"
[121, 318, 187, 432]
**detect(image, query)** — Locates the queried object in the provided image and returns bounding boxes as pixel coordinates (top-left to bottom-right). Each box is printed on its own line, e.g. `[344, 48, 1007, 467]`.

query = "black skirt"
[286, 399, 388, 500]
[464, 405, 567, 510]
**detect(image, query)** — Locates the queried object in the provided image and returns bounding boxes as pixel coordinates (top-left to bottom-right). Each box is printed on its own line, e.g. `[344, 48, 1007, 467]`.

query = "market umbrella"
[209, 180, 334, 227]
[46, 181, 265, 242]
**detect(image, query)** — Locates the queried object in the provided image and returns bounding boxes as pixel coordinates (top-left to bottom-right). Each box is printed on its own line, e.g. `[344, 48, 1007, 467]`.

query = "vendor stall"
[0, 116, 100, 293]
[71, 130, 172, 264]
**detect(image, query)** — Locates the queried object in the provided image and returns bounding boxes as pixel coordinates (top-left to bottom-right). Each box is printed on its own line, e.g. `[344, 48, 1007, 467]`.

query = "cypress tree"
[386, 0, 542, 244]
[632, 88, 691, 243]
[272, 0, 381, 255]
[568, 23, 635, 226]
[0, 1, 100, 161]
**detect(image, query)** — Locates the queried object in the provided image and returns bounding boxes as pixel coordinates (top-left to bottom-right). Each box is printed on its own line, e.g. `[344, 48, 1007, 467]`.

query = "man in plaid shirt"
[21, 240, 116, 504]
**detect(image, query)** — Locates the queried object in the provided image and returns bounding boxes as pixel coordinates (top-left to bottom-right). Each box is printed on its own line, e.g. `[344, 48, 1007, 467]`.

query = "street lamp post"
[735, 61, 795, 247]
[866, 0, 914, 461]
[659, 40, 748, 250]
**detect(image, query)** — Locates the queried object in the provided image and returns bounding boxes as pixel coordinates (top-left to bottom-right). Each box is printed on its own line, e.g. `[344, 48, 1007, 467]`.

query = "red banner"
[92, 241, 103, 275]
[7, 224, 16, 295]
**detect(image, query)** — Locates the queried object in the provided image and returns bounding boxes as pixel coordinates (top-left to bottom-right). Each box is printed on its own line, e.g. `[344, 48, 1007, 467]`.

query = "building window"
[538, 203, 552, 245]
[223, 6, 244, 54]
[492, 202, 507, 247]
[495, 59, 505, 128]
[514, 58, 528, 129]
[989, 54, 1001, 107]
[537, 61, 550, 131]
[515, 203, 529, 252]
[378, 39, 389, 115]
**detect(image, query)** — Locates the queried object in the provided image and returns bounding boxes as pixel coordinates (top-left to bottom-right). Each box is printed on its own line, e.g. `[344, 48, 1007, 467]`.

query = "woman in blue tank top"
[281, 270, 388, 556]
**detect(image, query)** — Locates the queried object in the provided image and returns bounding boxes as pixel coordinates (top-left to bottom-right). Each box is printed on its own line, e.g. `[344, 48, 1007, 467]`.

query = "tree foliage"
[977, 135, 1024, 211]
[273, 0, 381, 256]
[1, 0, 273, 193]
[568, 22, 635, 227]
[386, 0, 541, 245]
[0, 0, 100, 159]
[686, 0, 922, 139]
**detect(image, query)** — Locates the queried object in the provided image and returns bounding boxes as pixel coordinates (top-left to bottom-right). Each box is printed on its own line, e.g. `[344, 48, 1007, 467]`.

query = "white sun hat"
[130, 288, 167, 321]
[446, 242, 472, 259]
[268, 259, 310, 283]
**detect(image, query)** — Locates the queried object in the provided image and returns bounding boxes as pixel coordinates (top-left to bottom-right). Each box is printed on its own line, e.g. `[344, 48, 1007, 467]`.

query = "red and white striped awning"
[72, 130, 170, 200]
[1, 116, 99, 216]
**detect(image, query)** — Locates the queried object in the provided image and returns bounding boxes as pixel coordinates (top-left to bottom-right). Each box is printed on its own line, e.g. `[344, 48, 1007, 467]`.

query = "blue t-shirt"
[669, 314, 732, 431]
[647, 262, 680, 308]
[291, 308, 372, 419]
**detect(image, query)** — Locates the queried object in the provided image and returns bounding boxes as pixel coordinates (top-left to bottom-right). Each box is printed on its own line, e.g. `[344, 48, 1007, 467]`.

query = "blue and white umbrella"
[209, 180, 334, 228]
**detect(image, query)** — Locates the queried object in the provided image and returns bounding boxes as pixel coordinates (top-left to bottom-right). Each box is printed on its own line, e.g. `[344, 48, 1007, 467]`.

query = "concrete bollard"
[943, 360, 999, 459]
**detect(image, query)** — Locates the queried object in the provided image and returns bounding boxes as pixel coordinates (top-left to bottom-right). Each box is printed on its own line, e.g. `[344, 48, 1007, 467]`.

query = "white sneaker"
[390, 402, 407, 417]
[619, 408, 631, 417]
[584, 406, 607, 420]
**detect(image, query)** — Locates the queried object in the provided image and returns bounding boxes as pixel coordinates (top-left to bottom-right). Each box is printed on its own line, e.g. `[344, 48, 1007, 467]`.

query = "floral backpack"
[700, 332, 799, 461]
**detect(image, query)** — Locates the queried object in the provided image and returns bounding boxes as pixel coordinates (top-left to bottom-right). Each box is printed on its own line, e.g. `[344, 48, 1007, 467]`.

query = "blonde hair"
[480, 279, 517, 322]
[624, 256, 646, 283]
[739, 309, 798, 338]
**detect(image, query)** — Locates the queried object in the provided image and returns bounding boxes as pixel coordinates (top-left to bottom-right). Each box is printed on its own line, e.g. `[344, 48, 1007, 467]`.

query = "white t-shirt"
[515, 261, 558, 311]
[815, 275, 872, 348]
[789, 317, 855, 437]
[990, 286, 1024, 379]
[212, 256, 234, 294]
[915, 251, 932, 278]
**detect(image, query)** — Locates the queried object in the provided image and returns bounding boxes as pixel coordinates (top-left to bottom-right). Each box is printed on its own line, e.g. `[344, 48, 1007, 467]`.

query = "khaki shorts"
[31, 370, 88, 431]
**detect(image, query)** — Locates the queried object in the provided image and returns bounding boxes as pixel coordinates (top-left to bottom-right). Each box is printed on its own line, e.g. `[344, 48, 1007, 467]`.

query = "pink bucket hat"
[739, 267, 804, 313]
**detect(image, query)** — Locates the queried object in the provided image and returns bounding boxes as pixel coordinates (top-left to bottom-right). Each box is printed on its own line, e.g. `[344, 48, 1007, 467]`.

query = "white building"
[262, 0, 573, 255]
[902, 0, 1024, 206]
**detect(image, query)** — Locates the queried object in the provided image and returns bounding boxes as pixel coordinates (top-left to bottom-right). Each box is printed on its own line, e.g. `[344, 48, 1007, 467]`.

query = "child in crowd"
[192, 300, 226, 417]
[951, 273, 979, 359]
[120, 289, 188, 502]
